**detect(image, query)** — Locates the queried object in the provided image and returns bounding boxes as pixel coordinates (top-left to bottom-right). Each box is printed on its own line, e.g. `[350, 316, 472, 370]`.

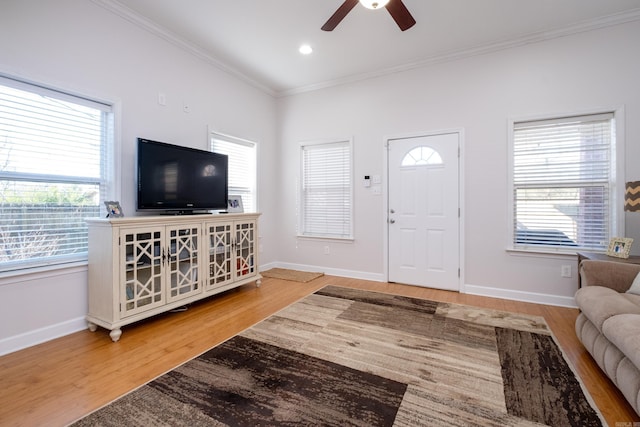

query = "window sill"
[506, 247, 579, 260]
[0, 261, 88, 286]
[296, 235, 354, 243]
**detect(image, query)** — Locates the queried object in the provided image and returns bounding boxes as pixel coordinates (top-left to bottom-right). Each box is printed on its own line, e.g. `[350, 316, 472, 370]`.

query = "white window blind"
[0, 77, 112, 272]
[512, 113, 614, 251]
[300, 140, 352, 239]
[211, 133, 256, 212]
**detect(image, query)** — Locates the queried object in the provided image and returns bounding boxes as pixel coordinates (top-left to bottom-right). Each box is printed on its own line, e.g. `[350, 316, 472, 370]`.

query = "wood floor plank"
[0, 275, 637, 426]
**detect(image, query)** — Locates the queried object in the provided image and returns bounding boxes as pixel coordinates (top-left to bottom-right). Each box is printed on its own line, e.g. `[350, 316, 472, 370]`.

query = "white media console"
[86, 213, 261, 341]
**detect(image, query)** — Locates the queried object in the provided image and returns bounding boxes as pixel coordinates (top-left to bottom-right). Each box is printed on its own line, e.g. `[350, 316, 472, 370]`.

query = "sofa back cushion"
[580, 260, 640, 292]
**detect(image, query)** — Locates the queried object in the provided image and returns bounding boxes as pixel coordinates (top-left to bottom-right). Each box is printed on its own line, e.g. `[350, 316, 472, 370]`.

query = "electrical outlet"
[561, 265, 572, 278]
[324, 246, 330, 255]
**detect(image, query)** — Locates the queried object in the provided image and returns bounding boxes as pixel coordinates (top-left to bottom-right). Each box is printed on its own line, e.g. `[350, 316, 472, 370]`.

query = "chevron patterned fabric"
[625, 181, 640, 212]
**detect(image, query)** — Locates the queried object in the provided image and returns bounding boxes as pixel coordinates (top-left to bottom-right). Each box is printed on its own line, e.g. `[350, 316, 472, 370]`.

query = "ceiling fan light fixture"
[359, 0, 390, 10]
[322, 0, 414, 31]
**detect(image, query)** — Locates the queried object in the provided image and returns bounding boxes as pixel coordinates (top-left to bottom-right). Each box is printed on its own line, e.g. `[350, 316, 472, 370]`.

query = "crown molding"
[90, 1, 640, 99]
[278, 7, 640, 97]
[90, 0, 277, 97]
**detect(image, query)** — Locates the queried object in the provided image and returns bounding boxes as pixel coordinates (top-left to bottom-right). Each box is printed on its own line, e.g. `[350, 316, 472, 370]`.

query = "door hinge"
[458, 268, 461, 278]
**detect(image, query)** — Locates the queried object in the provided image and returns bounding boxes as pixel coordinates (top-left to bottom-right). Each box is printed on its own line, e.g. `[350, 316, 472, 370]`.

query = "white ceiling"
[100, 0, 640, 96]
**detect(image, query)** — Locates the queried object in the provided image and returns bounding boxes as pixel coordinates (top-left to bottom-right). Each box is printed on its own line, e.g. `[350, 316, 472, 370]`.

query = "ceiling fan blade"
[321, 0, 359, 31]
[385, 0, 416, 31]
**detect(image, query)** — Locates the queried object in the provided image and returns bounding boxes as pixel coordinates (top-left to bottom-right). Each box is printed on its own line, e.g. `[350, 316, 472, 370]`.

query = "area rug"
[72, 286, 604, 426]
[260, 267, 324, 283]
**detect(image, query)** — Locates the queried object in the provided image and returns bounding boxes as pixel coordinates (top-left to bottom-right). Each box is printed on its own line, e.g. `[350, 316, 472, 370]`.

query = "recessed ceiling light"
[299, 44, 313, 55]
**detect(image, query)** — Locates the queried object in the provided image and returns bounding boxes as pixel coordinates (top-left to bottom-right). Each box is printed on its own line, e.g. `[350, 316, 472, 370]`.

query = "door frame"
[382, 128, 466, 291]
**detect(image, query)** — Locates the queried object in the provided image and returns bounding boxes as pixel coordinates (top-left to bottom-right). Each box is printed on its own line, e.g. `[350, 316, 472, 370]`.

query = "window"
[0, 77, 113, 272]
[300, 140, 352, 239]
[511, 112, 616, 252]
[402, 146, 443, 166]
[210, 132, 257, 212]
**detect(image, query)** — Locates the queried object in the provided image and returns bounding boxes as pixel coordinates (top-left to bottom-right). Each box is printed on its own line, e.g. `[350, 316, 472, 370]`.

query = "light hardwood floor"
[0, 275, 637, 426]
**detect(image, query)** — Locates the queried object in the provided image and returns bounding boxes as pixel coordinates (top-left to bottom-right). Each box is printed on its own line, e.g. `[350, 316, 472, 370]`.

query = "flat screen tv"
[137, 138, 228, 213]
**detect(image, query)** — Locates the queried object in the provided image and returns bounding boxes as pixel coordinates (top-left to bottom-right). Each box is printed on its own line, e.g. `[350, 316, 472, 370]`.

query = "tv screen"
[137, 138, 228, 213]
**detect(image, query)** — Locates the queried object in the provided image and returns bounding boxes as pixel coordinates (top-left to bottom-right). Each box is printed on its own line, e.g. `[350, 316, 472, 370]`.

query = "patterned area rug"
[260, 268, 324, 282]
[72, 286, 604, 426]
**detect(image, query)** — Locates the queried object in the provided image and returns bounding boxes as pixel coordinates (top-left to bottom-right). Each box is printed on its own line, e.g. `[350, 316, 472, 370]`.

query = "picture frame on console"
[104, 201, 124, 218]
[607, 237, 633, 259]
[227, 196, 244, 213]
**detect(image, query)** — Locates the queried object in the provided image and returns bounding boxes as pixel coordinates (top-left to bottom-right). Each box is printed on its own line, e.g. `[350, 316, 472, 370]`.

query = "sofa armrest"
[579, 259, 640, 292]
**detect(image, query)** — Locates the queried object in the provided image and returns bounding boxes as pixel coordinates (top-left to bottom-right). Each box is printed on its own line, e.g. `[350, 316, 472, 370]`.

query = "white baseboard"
[0, 317, 87, 357]
[463, 284, 577, 308]
[260, 262, 385, 283]
[1, 270, 576, 357]
[260, 263, 577, 308]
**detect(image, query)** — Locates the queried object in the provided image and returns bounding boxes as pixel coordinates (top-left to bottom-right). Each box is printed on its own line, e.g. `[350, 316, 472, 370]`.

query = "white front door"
[387, 132, 460, 291]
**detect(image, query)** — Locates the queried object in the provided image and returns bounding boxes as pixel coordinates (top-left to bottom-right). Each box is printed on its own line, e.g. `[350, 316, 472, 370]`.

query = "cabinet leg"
[256, 278, 262, 288]
[87, 322, 98, 332]
[109, 328, 122, 342]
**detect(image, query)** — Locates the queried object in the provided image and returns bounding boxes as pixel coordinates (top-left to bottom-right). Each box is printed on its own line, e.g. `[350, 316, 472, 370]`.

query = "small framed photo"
[607, 237, 633, 259]
[104, 201, 124, 218]
[227, 196, 244, 213]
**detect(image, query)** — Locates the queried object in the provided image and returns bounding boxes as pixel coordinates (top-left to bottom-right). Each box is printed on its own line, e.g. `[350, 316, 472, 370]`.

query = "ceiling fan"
[322, 0, 416, 32]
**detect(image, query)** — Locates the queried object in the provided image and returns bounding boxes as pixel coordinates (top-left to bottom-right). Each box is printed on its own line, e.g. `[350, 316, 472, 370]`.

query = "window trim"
[0, 74, 117, 274]
[298, 137, 354, 241]
[209, 130, 258, 213]
[507, 107, 625, 255]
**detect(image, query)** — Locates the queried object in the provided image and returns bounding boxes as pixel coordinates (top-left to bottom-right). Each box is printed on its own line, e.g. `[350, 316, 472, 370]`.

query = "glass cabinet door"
[167, 224, 201, 302]
[235, 221, 256, 278]
[121, 227, 164, 316]
[205, 222, 233, 289]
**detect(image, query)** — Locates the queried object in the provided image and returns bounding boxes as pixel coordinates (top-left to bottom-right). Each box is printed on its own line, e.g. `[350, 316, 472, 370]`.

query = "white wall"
[1, 0, 639, 356]
[276, 20, 640, 305]
[0, 0, 278, 355]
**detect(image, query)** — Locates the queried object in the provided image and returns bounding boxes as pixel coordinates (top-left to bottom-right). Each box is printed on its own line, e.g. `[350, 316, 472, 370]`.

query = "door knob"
[389, 219, 396, 224]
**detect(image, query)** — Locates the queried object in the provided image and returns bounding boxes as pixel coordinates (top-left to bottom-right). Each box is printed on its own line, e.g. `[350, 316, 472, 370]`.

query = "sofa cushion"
[624, 292, 640, 305]
[580, 260, 640, 292]
[575, 286, 640, 331]
[602, 314, 640, 372]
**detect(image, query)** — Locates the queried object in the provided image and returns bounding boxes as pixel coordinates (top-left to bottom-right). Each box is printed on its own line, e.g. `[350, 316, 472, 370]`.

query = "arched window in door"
[401, 146, 443, 166]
